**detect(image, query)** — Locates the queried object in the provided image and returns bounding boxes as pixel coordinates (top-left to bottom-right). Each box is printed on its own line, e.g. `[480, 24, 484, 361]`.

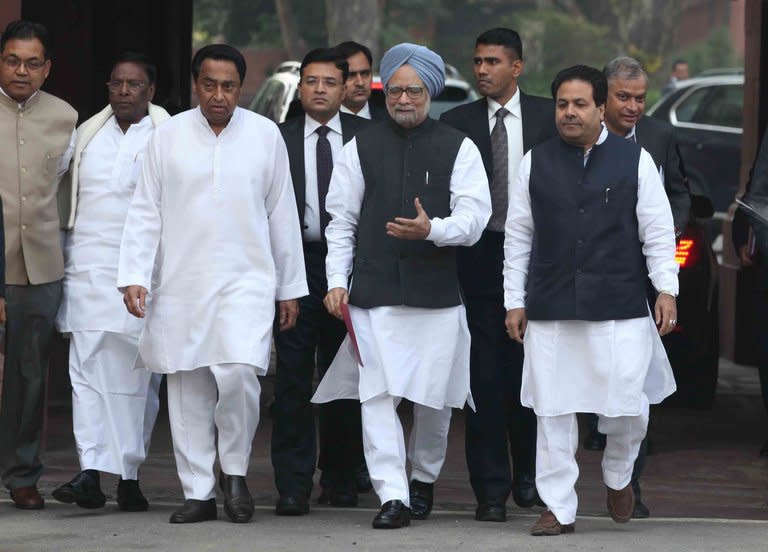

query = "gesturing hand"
[386, 197, 431, 240]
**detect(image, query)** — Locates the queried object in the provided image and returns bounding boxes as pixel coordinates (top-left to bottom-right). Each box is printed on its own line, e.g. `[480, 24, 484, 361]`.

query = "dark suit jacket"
[279, 112, 371, 232]
[634, 115, 690, 231]
[440, 92, 556, 181]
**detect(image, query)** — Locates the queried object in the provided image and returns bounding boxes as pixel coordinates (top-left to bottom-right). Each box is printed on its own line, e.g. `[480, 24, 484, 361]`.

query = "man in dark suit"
[597, 55, 691, 519]
[272, 47, 370, 516]
[440, 28, 556, 522]
[336, 41, 388, 122]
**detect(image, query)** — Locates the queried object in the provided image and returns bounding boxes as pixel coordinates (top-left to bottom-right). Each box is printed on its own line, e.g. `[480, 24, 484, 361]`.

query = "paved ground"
[2, 359, 768, 551]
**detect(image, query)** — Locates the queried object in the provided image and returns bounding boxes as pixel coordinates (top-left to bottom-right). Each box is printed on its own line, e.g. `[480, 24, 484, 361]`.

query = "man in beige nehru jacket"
[0, 19, 77, 510]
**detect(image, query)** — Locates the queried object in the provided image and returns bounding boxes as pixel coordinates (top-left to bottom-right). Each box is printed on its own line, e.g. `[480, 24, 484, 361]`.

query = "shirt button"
[21, 224, 26, 230]
[21, 196, 26, 201]
[577, 239, 583, 245]
[19, 139, 24, 145]
[21, 167, 27, 174]
[578, 208, 585, 214]
[576, 268, 582, 274]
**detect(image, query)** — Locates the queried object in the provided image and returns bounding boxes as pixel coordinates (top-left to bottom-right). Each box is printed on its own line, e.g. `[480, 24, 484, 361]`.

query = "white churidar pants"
[70, 331, 161, 480]
[361, 394, 452, 506]
[535, 395, 649, 525]
[166, 363, 261, 500]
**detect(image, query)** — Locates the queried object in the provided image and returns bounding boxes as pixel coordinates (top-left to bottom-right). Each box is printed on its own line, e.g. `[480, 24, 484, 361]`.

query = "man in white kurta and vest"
[0, 20, 77, 510]
[315, 43, 491, 529]
[503, 65, 678, 536]
[52, 53, 169, 512]
[117, 44, 307, 524]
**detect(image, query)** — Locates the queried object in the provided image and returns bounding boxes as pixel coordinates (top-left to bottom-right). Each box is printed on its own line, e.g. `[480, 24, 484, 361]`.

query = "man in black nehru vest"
[503, 65, 679, 536]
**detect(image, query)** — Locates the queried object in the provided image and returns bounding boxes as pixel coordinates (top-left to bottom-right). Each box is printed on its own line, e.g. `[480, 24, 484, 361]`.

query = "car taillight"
[675, 238, 697, 268]
[371, 81, 383, 90]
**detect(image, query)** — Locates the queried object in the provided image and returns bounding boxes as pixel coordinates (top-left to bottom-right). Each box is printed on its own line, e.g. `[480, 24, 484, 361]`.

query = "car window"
[250, 79, 288, 122]
[674, 84, 743, 129]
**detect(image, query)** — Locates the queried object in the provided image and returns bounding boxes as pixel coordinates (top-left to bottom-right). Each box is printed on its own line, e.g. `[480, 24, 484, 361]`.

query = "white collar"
[304, 111, 343, 139]
[487, 87, 521, 121]
[340, 102, 371, 119]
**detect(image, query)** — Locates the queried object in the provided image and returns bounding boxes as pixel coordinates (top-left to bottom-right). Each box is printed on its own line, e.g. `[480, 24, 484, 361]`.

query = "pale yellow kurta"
[117, 107, 308, 374]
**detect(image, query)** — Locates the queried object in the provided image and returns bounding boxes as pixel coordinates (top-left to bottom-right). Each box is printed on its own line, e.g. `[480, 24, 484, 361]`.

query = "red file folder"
[340, 303, 364, 367]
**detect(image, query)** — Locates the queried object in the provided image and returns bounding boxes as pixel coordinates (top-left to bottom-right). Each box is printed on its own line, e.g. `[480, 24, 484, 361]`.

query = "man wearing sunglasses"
[0, 19, 76, 511]
[314, 43, 491, 529]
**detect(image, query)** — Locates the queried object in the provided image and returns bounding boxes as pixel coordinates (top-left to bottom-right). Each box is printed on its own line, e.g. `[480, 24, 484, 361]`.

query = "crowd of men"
[0, 17, 696, 536]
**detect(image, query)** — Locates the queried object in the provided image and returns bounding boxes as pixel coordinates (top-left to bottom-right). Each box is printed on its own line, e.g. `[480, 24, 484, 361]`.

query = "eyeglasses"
[2, 55, 46, 71]
[106, 80, 148, 93]
[385, 85, 425, 99]
[302, 76, 340, 88]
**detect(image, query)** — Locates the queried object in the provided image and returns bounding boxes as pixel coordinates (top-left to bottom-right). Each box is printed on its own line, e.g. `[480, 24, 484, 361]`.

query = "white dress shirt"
[303, 112, 344, 242]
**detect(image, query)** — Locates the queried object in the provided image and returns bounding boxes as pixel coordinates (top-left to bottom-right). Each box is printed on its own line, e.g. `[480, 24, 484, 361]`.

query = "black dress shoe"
[52, 470, 106, 509]
[512, 473, 544, 508]
[117, 478, 149, 512]
[219, 472, 254, 523]
[408, 480, 434, 520]
[356, 464, 373, 493]
[372, 500, 410, 529]
[475, 502, 506, 522]
[169, 498, 217, 523]
[275, 494, 309, 516]
[583, 429, 607, 451]
[632, 499, 650, 518]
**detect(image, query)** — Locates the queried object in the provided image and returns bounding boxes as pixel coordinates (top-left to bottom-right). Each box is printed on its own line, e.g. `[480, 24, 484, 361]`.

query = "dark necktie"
[316, 125, 333, 236]
[488, 107, 509, 232]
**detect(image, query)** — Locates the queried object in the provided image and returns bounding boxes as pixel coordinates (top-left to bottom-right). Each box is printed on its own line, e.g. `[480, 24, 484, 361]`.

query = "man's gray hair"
[603, 56, 647, 82]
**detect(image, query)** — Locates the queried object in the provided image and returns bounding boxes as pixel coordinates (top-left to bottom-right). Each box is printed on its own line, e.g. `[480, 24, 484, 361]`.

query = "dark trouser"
[459, 231, 537, 506]
[0, 280, 63, 490]
[271, 243, 363, 497]
[751, 282, 768, 417]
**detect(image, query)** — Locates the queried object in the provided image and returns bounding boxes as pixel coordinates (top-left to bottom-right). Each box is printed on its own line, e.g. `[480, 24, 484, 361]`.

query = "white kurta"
[312, 135, 491, 409]
[117, 107, 308, 374]
[503, 128, 678, 417]
[58, 116, 153, 336]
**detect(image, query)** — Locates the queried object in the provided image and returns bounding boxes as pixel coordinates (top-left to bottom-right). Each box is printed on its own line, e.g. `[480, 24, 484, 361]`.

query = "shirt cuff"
[327, 274, 349, 292]
[116, 276, 149, 293]
[276, 281, 309, 301]
[426, 217, 446, 243]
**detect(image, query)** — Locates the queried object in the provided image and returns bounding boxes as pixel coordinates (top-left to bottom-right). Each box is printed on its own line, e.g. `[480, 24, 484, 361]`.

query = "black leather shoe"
[356, 464, 373, 493]
[219, 472, 254, 523]
[372, 500, 410, 529]
[632, 499, 650, 518]
[52, 470, 106, 509]
[475, 502, 506, 522]
[169, 498, 217, 523]
[275, 494, 309, 516]
[117, 478, 149, 512]
[583, 429, 606, 451]
[408, 480, 434, 520]
[512, 473, 544, 508]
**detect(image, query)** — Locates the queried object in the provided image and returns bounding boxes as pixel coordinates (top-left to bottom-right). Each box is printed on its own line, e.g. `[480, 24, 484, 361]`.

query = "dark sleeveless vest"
[526, 132, 649, 321]
[349, 118, 465, 308]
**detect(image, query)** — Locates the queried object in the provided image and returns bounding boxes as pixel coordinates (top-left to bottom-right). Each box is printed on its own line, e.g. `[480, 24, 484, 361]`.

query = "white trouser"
[535, 396, 649, 525]
[361, 394, 452, 506]
[166, 363, 261, 500]
[70, 331, 161, 480]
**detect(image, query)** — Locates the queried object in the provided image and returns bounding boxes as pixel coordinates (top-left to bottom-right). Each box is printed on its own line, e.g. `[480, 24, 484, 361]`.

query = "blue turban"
[380, 43, 445, 98]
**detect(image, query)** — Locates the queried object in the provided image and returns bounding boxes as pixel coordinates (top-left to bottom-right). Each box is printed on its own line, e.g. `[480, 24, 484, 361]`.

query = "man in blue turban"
[312, 43, 492, 529]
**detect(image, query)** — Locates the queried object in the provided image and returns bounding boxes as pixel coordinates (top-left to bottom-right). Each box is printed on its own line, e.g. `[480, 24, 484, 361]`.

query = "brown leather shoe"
[530, 510, 575, 536]
[607, 484, 634, 523]
[10, 486, 45, 510]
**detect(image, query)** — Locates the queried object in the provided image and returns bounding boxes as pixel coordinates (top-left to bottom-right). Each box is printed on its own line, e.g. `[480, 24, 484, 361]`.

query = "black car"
[647, 74, 743, 214]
